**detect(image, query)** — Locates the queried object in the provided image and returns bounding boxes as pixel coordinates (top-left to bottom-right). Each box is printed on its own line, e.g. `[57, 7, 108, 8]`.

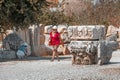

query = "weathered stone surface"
[39, 35, 45, 45]
[57, 25, 68, 33]
[66, 25, 119, 65]
[67, 26, 77, 38]
[39, 24, 45, 35]
[106, 34, 117, 41]
[3, 33, 23, 51]
[106, 25, 118, 37]
[68, 25, 106, 40]
[95, 25, 106, 39]
[34, 44, 52, 56]
[16, 29, 30, 45]
[57, 44, 70, 55]
[97, 41, 119, 65]
[0, 50, 16, 60]
[68, 41, 98, 65]
[44, 25, 53, 34]
[44, 34, 50, 46]
[44, 25, 68, 33]
[61, 32, 70, 44]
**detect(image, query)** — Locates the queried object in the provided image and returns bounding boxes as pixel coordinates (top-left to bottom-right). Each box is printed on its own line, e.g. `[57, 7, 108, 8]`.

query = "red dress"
[50, 32, 60, 46]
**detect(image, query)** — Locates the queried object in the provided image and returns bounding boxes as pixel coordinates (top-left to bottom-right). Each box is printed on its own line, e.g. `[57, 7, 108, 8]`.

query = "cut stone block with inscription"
[68, 25, 106, 40]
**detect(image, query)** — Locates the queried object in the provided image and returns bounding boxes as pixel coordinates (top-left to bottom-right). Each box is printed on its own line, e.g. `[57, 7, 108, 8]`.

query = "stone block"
[44, 25, 52, 34]
[97, 41, 119, 65]
[61, 32, 71, 44]
[34, 45, 52, 56]
[39, 24, 45, 35]
[67, 26, 77, 38]
[106, 25, 118, 37]
[44, 34, 50, 46]
[58, 44, 70, 55]
[68, 25, 106, 40]
[68, 41, 98, 65]
[39, 35, 45, 45]
[0, 50, 16, 60]
[57, 25, 68, 33]
[3, 33, 23, 51]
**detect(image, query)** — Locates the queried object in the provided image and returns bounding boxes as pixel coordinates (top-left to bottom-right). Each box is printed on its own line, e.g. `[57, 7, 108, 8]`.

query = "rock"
[44, 34, 50, 46]
[57, 25, 68, 33]
[44, 25, 53, 34]
[95, 25, 106, 39]
[67, 26, 77, 39]
[106, 34, 117, 41]
[106, 25, 118, 37]
[97, 41, 119, 65]
[39, 24, 45, 35]
[3, 33, 23, 51]
[39, 35, 45, 45]
[0, 50, 16, 60]
[34, 44, 52, 56]
[60, 31, 71, 44]
[58, 44, 70, 55]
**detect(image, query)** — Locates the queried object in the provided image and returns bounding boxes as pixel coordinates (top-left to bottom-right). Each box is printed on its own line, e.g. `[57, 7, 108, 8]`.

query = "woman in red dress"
[49, 26, 62, 61]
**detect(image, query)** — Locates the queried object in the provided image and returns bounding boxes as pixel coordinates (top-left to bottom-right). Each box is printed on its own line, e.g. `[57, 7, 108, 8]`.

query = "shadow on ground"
[0, 55, 71, 62]
[108, 62, 120, 64]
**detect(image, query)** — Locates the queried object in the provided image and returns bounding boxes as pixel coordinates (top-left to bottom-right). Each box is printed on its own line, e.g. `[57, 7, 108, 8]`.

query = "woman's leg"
[51, 45, 60, 61]
[51, 46, 56, 61]
[54, 45, 60, 61]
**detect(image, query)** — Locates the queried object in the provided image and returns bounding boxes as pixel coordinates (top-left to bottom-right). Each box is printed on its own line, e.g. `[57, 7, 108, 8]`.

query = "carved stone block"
[68, 41, 98, 65]
[68, 25, 106, 40]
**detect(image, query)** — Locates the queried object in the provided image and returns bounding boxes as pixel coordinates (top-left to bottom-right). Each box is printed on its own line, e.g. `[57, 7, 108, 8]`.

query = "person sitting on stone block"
[16, 43, 28, 59]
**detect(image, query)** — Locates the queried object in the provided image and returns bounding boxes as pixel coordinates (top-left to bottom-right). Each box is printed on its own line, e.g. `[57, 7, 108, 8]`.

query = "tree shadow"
[24, 55, 71, 61]
[109, 62, 120, 64]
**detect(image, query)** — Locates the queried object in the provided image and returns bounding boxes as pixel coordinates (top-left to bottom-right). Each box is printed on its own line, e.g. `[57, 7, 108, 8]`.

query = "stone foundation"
[0, 50, 16, 60]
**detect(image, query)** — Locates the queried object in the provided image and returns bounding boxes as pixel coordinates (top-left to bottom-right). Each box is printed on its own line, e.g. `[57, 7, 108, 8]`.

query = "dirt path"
[0, 50, 120, 80]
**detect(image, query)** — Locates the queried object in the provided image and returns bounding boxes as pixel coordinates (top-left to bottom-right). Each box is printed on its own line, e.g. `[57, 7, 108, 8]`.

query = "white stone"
[44, 25, 53, 34]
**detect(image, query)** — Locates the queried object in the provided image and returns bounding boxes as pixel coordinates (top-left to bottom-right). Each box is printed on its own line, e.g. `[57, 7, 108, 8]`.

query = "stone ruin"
[68, 25, 119, 65]
[44, 25, 119, 65]
[0, 24, 119, 64]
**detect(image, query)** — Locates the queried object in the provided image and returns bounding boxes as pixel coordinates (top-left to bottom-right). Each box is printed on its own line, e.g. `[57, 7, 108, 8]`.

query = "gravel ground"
[0, 50, 120, 80]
